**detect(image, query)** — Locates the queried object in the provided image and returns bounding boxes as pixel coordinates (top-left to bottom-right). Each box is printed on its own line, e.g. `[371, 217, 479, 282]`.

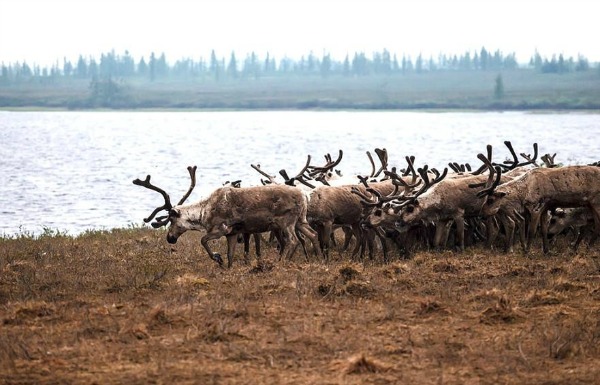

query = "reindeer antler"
[372, 148, 388, 178]
[177, 166, 197, 206]
[476, 166, 502, 198]
[133, 175, 173, 224]
[351, 186, 380, 207]
[279, 155, 316, 189]
[308, 149, 343, 176]
[133, 166, 197, 228]
[366, 151, 376, 178]
[472, 144, 493, 175]
[519, 143, 539, 167]
[541, 153, 557, 168]
[251, 163, 277, 185]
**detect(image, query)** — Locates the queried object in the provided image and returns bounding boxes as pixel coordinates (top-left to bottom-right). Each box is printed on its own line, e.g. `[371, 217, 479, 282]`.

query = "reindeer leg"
[526, 203, 545, 253]
[365, 228, 376, 261]
[485, 216, 498, 249]
[200, 227, 228, 267]
[454, 216, 466, 252]
[433, 220, 450, 250]
[243, 233, 251, 263]
[499, 215, 515, 253]
[540, 209, 551, 254]
[273, 230, 286, 261]
[281, 225, 299, 261]
[573, 227, 587, 250]
[350, 224, 363, 259]
[296, 229, 310, 262]
[375, 227, 389, 263]
[588, 204, 600, 249]
[296, 222, 322, 261]
[321, 221, 334, 262]
[253, 233, 261, 260]
[226, 234, 238, 268]
[518, 215, 528, 253]
[341, 226, 354, 251]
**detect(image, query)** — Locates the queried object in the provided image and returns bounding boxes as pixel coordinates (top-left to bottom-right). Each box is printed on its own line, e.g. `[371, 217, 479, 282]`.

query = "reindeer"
[133, 166, 322, 268]
[478, 165, 600, 254]
[306, 179, 397, 260]
[270, 150, 394, 261]
[547, 207, 596, 250]
[469, 142, 540, 252]
[222, 179, 266, 262]
[359, 142, 536, 253]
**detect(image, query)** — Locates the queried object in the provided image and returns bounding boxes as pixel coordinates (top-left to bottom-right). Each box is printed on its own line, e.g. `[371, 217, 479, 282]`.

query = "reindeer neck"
[176, 196, 214, 228]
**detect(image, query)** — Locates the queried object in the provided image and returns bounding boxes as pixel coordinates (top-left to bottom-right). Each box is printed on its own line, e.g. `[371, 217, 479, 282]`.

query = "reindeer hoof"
[212, 253, 224, 266]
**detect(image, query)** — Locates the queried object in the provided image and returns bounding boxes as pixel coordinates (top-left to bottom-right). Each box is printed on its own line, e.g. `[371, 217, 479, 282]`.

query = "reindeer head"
[469, 148, 520, 218]
[132, 166, 197, 244]
[352, 156, 427, 231]
[394, 166, 448, 231]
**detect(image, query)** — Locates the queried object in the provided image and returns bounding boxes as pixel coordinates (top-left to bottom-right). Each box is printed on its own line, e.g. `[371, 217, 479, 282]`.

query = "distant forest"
[1, 47, 594, 82]
[1, 47, 599, 110]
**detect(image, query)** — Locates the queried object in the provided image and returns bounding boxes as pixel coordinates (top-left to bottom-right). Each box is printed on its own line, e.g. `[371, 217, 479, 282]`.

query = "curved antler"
[351, 186, 379, 207]
[372, 148, 388, 178]
[499, 141, 519, 170]
[468, 152, 496, 189]
[476, 166, 502, 198]
[133, 166, 197, 227]
[279, 155, 316, 189]
[132, 174, 173, 223]
[471, 144, 493, 175]
[177, 166, 197, 205]
[366, 151, 376, 178]
[391, 165, 448, 209]
[518, 143, 539, 167]
[251, 163, 277, 185]
[308, 149, 343, 176]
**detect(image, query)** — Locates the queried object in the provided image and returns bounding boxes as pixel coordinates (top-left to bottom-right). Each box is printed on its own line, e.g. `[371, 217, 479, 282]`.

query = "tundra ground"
[1, 228, 599, 384]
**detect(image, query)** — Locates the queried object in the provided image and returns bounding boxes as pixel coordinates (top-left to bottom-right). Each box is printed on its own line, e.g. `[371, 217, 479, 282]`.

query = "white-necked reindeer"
[133, 166, 321, 268]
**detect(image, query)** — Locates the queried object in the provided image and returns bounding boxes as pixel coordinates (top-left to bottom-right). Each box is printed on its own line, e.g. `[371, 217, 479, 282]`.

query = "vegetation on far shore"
[2, 47, 599, 111]
[1, 227, 599, 383]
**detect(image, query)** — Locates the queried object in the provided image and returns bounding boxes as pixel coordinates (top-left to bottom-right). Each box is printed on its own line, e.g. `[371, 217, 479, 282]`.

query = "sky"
[0, 0, 597, 67]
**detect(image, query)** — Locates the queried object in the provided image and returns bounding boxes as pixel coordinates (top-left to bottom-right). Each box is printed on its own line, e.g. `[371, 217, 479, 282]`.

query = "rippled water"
[1, 110, 598, 236]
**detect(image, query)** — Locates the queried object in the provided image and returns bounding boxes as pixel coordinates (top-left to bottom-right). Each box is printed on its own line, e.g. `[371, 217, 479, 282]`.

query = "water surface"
[1, 110, 598, 236]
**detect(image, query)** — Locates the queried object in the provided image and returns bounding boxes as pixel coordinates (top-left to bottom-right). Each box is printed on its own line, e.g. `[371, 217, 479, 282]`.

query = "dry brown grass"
[1, 228, 600, 384]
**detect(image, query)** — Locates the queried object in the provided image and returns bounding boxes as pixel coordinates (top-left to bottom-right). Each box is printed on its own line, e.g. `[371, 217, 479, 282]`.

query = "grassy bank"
[1, 228, 599, 384]
[1, 70, 600, 110]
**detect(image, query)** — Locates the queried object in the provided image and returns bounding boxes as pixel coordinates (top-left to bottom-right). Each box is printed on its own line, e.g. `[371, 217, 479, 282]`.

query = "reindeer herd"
[133, 142, 600, 268]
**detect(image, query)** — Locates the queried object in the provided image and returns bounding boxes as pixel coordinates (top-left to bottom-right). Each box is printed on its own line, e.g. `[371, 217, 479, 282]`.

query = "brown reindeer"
[547, 207, 596, 250]
[274, 150, 394, 261]
[307, 179, 397, 260]
[360, 142, 535, 253]
[479, 165, 600, 254]
[133, 166, 321, 267]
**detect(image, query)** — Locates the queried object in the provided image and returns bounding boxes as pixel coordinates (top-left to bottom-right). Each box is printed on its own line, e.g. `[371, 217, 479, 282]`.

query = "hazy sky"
[0, 0, 597, 66]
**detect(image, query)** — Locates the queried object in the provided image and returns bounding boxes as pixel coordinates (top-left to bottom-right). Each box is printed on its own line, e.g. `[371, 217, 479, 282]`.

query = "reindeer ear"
[169, 209, 181, 218]
[494, 192, 506, 198]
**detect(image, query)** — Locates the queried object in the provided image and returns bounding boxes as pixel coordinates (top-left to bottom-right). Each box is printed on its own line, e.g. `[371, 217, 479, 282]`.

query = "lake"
[0, 110, 598, 236]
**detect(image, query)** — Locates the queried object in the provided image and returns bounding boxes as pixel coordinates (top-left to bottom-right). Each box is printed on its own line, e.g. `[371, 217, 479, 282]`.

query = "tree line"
[0, 47, 594, 85]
